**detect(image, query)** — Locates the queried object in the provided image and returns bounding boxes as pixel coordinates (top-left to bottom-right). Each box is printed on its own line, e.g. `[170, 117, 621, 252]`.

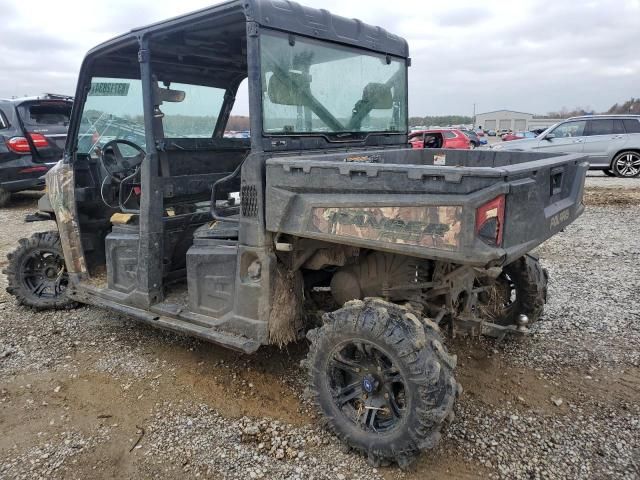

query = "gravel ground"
[0, 180, 639, 480]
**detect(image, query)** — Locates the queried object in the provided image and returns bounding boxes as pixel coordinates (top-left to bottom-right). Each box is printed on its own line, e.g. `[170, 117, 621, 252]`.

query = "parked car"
[461, 129, 488, 148]
[490, 115, 640, 177]
[498, 129, 511, 138]
[487, 129, 497, 136]
[0, 94, 73, 206]
[475, 129, 485, 137]
[502, 131, 537, 142]
[409, 129, 471, 149]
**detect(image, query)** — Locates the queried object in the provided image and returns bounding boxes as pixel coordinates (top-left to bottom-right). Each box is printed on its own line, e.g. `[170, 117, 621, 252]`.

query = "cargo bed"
[265, 149, 588, 266]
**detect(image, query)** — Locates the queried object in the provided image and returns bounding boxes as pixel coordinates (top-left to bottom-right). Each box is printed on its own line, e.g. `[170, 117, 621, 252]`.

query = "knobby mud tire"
[506, 254, 548, 324]
[306, 298, 459, 468]
[3, 231, 78, 310]
[492, 254, 548, 326]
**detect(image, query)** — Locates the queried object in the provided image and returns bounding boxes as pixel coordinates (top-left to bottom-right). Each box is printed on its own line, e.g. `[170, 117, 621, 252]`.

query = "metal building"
[475, 110, 565, 132]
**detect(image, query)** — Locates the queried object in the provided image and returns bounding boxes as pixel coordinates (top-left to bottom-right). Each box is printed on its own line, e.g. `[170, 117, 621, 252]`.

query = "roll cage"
[57, 0, 410, 308]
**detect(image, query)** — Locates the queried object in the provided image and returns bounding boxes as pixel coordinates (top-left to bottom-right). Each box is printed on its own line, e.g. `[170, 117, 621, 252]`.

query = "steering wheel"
[99, 139, 145, 182]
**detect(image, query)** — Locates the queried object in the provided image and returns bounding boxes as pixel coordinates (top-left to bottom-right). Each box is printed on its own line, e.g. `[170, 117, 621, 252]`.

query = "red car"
[409, 129, 471, 150]
[502, 131, 537, 142]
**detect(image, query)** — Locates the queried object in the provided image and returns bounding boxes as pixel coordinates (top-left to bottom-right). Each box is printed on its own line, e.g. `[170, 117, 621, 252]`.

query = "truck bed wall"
[265, 148, 588, 266]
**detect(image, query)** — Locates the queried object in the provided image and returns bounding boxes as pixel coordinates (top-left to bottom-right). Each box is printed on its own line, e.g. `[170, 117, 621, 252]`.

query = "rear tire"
[611, 151, 640, 178]
[0, 188, 11, 207]
[306, 298, 459, 467]
[479, 254, 548, 326]
[603, 169, 616, 177]
[3, 231, 77, 310]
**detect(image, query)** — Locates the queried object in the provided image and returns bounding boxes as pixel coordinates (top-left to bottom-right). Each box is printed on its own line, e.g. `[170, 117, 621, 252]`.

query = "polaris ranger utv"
[4, 0, 588, 467]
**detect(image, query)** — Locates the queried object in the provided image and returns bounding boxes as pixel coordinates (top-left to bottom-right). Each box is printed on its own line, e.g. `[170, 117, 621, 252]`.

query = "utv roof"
[86, 0, 409, 59]
[0, 94, 73, 104]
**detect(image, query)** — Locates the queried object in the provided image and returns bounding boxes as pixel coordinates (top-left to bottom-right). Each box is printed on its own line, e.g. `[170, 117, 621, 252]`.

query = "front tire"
[611, 151, 640, 178]
[306, 298, 458, 467]
[603, 169, 616, 177]
[3, 231, 77, 310]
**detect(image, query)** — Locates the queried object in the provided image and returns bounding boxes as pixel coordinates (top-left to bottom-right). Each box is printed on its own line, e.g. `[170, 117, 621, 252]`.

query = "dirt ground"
[0, 173, 638, 479]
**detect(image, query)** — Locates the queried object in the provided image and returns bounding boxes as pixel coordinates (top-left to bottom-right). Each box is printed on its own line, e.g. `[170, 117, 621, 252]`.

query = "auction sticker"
[89, 82, 130, 97]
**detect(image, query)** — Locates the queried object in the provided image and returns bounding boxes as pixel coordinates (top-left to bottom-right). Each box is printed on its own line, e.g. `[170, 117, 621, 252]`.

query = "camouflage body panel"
[46, 162, 88, 275]
[310, 206, 462, 250]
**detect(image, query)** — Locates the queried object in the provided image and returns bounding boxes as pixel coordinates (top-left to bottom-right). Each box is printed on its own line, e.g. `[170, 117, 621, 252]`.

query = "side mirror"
[267, 71, 309, 106]
[544, 134, 555, 141]
[362, 83, 393, 109]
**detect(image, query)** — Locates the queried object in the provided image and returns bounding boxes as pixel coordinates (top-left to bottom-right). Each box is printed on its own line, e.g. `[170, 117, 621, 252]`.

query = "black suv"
[0, 94, 73, 206]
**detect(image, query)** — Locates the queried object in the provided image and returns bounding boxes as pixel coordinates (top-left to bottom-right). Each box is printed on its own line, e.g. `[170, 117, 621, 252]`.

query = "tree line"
[408, 98, 639, 126]
[409, 115, 472, 127]
[539, 98, 639, 118]
[101, 97, 638, 134]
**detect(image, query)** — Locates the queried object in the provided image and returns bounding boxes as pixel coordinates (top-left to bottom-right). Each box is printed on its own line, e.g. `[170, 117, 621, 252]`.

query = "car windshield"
[260, 31, 407, 137]
[76, 77, 227, 156]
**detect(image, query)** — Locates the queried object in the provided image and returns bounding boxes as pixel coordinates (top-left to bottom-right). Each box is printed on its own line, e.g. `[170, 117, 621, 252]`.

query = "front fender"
[45, 162, 88, 276]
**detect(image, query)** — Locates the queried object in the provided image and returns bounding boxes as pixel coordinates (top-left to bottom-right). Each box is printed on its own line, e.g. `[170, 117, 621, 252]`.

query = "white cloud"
[0, 0, 637, 116]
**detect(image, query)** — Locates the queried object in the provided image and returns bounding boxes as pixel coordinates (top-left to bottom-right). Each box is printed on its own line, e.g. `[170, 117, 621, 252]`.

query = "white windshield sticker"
[88, 82, 130, 97]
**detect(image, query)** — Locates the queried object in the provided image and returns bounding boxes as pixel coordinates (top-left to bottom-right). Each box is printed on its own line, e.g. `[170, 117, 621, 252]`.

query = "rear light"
[19, 166, 49, 174]
[6, 133, 49, 154]
[475, 195, 505, 246]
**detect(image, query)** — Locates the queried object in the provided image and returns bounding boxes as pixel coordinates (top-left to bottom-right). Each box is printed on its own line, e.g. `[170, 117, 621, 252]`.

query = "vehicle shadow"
[4, 190, 43, 209]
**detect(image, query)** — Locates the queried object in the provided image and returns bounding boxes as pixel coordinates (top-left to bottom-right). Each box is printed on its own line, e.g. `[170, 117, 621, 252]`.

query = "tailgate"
[265, 149, 588, 266]
[500, 153, 588, 260]
[16, 100, 71, 161]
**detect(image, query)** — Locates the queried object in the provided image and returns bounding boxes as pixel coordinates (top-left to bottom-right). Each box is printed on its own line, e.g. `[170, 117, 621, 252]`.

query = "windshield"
[77, 78, 146, 156]
[260, 31, 407, 137]
[76, 77, 227, 157]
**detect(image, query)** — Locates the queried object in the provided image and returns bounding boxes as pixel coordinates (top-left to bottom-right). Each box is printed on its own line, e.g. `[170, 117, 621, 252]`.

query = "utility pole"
[473, 103, 476, 128]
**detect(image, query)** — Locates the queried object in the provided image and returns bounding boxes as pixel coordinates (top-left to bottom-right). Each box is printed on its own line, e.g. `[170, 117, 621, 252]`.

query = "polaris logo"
[550, 208, 571, 229]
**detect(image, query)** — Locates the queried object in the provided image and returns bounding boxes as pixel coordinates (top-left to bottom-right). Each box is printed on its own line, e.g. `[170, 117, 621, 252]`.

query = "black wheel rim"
[615, 153, 640, 177]
[20, 248, 68, 300]
[327, 340, 407, 433]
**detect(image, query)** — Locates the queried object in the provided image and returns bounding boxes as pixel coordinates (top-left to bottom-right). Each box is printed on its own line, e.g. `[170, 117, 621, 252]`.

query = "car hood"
[492, 138, 539, 151]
